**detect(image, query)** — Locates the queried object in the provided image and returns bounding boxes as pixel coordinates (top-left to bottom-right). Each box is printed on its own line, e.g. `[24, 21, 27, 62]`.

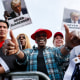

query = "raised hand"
[2, 30, 19, 55]
[64, 24, 80, 49]
[4, 11, 10, 21]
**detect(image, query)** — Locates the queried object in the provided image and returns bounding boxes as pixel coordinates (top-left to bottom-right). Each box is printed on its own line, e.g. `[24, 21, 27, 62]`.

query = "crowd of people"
[0, 18, 80, 80]
[1, 0, 80, 80]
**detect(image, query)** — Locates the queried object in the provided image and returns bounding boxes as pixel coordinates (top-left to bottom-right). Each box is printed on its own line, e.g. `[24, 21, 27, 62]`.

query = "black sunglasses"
[35, 33, 47, 38]
[19, 36, 25, 39]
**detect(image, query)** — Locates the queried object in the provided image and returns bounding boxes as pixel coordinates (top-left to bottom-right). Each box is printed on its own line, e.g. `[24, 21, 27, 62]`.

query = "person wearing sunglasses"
[2, 25, 80, 80]
[16, 33, 31, 50]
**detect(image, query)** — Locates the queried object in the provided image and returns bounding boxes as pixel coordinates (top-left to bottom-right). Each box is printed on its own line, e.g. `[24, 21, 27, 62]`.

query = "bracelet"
[15, 49, 20, 55]
[64, 46, 72, 52]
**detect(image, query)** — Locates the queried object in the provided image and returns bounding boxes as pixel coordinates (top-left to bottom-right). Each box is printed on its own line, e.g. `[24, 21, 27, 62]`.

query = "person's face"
[71, 15, 79, 22]
[0, 22, 8, 38]
[12, 3, 21, 13]
[19, 34, 26, 47]
[35, 31, 47, 48]
[53, 35, 64, 47]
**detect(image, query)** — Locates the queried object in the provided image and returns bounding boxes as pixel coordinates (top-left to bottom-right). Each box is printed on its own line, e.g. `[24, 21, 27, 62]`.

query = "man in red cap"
[2, 24, 80, 80]
[53, 32, 64, 47]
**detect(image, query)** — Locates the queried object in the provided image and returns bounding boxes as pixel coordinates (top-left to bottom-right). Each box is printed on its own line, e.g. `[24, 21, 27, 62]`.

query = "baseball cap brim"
[31, 28, 52, 40]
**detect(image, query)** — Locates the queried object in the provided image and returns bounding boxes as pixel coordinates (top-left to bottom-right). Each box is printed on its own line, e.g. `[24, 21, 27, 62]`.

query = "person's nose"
[57, 38, 62, 41]
[0, 27, 4, 30]
[39, 35, 44, 38]
[16, 7, 19, 10]
[40, 36, 43, 38]
[20, 37, 23, 40]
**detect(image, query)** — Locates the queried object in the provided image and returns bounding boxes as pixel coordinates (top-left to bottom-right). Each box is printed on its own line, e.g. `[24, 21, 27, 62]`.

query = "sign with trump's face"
[2, 0, 32, 29]
[62, 8, 80, 31]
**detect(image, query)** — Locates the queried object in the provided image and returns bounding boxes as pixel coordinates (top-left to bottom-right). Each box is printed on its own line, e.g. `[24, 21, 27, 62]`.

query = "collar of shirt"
[14, 11, 23, 17]
[71, 19, 78, 24]
[0, 41, 4, 48]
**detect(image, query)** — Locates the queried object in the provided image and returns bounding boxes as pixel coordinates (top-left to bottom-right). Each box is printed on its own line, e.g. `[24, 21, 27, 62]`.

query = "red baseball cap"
[31, 28, 52, 40]
[54, 32, 63, 38]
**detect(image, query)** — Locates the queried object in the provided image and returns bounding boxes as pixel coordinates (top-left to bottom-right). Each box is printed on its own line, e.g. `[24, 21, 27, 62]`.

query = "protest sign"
[62, 8, 80, 31]
[2, 0, 32, 29]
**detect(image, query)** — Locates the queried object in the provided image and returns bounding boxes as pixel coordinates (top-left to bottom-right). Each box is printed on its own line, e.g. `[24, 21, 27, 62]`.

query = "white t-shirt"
[70, 45, 80, 60]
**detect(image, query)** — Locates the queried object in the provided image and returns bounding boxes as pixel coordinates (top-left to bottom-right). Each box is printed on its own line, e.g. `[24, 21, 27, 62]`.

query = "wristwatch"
[64, 45, 72, 52]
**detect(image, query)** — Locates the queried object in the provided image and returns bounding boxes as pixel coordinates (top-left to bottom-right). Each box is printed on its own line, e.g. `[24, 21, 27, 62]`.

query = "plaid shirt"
[23, 46, 69, 80]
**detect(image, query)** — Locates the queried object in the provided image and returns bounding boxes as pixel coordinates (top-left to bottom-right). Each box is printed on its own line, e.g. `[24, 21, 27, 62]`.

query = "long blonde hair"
[17, 33, 31, 49]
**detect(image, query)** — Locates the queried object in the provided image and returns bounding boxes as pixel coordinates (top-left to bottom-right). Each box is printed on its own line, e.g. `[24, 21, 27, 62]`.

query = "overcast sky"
[0, 0, 80, 47]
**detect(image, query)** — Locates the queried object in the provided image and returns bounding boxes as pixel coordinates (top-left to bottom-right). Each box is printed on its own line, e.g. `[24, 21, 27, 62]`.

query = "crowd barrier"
[1, 71, 50, 80]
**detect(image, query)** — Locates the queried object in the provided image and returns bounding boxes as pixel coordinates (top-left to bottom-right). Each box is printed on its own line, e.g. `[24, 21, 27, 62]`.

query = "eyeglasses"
[19, 36, 25, 39]
[35, 33, 47, 38]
